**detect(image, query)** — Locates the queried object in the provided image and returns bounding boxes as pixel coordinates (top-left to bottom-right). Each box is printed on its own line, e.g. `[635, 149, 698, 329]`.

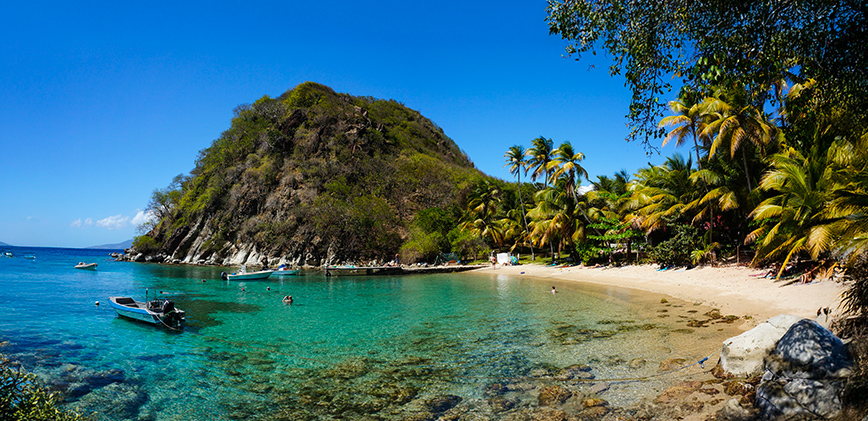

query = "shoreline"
[468, 262, 849, 420]
[474, 263, 846, 326]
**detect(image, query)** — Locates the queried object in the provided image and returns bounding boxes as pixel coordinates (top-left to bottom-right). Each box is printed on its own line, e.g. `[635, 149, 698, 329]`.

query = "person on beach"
[490, 254, 497, 269]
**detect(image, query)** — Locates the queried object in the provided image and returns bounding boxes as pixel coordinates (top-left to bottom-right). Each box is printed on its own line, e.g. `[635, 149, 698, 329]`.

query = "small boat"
[3, 252, 11, 257]
[221, 265, 274, 280]
[75, 262, 98, 270]
[108, 295, 186, 328]
[273, 265, 300, 276]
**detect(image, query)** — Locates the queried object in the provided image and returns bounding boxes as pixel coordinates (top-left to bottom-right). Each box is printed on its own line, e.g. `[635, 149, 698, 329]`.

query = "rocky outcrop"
[720, 315, 805, 376]
[755, 319, 853, 419]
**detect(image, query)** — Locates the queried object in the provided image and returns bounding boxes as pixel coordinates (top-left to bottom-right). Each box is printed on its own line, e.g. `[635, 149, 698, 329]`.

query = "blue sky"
[0, 0, 675, 248]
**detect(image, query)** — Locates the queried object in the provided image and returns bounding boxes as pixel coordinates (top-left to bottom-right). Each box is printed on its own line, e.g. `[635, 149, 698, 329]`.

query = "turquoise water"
[0, 246, 727, 420]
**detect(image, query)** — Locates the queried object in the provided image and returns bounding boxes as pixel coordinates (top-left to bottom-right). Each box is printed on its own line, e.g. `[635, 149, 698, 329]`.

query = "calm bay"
[0, 246, 736, 420]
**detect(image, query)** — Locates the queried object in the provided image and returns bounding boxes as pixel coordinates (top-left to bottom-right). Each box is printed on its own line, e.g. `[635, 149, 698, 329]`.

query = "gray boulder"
[721, 315, 804, 376]
[755, 319, 853, 419]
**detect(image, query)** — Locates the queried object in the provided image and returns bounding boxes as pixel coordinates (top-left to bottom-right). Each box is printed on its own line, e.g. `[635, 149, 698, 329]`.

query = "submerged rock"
[716, 398, 759, 421]
[554, 364, 594, 380]
[538, 385, 572, 406]
[423, 394, 462, 414]
[68, 382, 149, 421]
[655, 380, 702, 404]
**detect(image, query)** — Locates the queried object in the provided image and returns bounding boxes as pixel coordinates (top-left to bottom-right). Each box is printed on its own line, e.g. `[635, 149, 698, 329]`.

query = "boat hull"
[108, 297, 185, 327]
[273, 269, 300, 276]
[75, 263, 98, 270]
[226, 270, 274, 280]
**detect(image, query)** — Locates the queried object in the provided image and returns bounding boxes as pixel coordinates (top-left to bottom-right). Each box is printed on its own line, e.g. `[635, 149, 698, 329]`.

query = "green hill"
[132, 82, 486, 265]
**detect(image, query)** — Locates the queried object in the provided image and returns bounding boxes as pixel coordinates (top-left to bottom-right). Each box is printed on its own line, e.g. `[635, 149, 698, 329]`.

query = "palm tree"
[658, 97, 710, 170]
[746, 149, 833, 274]
[525, 136, 556, 259]
[586, 171, 641, 263]
[504, 145, 534, 260]
[527, 179, 585, 262]
[587, 170, 631, 220]
[548, 141, 599, 237]
[821, 134, 868, 263]
[461, 180, 505, 247]
[626, 154, 699, 234]
[526, 136, 555, 187]
[701, 88, 781, 192]
[547, 141, 589, 203]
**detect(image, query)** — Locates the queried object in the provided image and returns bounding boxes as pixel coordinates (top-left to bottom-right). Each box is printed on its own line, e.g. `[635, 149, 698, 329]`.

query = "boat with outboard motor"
[108, 291, 186, 328]
[221, 265, 274, 280]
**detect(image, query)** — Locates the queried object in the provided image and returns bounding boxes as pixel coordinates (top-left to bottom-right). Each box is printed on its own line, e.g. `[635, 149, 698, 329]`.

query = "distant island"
[0, 241, 9, 246]
[88, 239, 133, 250]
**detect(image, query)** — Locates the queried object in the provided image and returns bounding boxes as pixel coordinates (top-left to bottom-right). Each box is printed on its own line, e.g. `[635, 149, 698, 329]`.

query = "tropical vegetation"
[135, 82, 487, 265]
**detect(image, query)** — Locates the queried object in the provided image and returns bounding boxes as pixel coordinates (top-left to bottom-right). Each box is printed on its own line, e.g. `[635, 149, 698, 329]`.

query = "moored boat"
[221, 265, 274, 280]
[273, 264, 300, 276]
[108, 295, 186, 328]
[75, 262, 98, 270]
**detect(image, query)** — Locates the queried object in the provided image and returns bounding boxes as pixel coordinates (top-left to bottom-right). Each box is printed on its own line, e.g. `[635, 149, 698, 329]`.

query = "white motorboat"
[108, 295, 186, 328]
[273, 265, 300, 276]
[221, 265, 274, 280]
[75, 262, 98, 270]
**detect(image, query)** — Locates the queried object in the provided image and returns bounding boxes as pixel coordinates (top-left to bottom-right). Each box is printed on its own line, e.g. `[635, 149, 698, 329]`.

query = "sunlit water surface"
[0, 246, 739, 420]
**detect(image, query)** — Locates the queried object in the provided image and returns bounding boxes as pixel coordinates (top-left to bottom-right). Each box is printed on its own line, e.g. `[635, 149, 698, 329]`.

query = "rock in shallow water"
[68, 382, 149, 421]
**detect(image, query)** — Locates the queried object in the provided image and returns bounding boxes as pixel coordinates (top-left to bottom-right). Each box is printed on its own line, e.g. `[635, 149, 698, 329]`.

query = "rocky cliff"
[128, 82, 485, 267]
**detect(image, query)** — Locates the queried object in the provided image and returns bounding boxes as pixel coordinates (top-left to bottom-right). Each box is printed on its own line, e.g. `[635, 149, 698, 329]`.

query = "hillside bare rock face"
[129, 82, 485, 266]
[755, 319, 853, 420]
[720, 315, 805, 376]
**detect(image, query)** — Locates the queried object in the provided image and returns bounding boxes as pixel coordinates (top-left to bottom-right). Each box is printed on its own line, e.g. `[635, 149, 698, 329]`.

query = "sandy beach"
[479, 263, 846, 326]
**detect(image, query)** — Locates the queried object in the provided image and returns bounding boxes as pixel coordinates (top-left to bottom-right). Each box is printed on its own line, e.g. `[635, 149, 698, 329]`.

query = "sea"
[0, 246, 740, 420]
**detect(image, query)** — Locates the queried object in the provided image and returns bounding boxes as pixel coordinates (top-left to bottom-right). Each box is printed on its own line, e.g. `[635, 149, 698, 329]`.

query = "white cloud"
[70, 218, 94, 228]
[131, 210, 157, 226]
[72, 211, 151, 230]
[96, 214, 130, 230]
[578, 184, 594, 195]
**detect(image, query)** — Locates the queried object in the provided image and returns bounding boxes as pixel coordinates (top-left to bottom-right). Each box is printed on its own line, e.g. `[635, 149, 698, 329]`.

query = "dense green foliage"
[540, 1, 868, 333]
[546, 0, 867, 150]
[136, 82, 485, 264]
[0, 359, 87, 421]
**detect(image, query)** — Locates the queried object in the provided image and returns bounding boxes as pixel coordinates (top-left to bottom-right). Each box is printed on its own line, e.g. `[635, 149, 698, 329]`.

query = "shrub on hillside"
[132, 235, 161, 255]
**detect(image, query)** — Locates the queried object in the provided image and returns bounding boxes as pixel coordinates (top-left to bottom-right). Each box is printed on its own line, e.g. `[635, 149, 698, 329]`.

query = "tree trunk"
[516, 176, 534, 261]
